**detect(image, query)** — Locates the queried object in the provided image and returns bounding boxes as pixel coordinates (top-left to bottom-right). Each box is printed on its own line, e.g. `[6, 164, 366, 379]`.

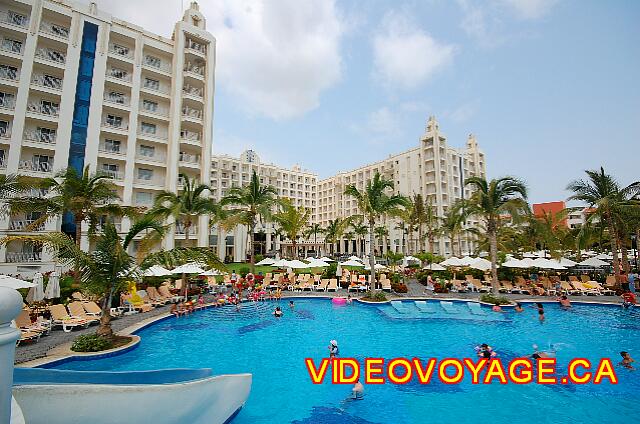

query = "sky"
[87, 0, 639, 204]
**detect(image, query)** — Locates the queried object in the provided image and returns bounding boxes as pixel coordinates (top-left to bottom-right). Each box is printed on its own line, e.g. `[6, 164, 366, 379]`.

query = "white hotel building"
[209, 149, 318, 262]
[214, 117, 486, 260]
[0, 0, 215, 275]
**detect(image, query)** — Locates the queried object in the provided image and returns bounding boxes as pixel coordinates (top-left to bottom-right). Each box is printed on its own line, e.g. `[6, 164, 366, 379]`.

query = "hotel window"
[40, 100, 59, 114]
[143, 77, 159, 90]
[0, 92, 14, 107]
[37, 127, 56, 143]
[137, 168, 153, 180]
[140, 122, 156, 134]
[0, 65, 18, 81]
[8, 11, 28, 26]
[144, 55, 161, 68]
[138, 144, 155, 157]
[136, 191, 153, 205]
[0, 120, 8, 136]
[103, 139, 120, 153]
[33, 154, 53, 171]
[107, 91, 125, 104]
[101, 163, 119, 174]
[142, 99, 158, 112]
[1, 38, 22, 53]
[112, 44, 129, 56]
[105, 114, 122, 127]
[109, 68, 128, 80]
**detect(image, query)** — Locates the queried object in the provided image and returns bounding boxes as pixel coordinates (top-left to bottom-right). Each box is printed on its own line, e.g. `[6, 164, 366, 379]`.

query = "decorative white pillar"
[0, 287, 23, 423]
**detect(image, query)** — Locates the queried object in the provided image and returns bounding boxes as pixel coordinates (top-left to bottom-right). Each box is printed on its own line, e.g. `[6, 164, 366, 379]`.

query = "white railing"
[184, 62, 205, 77]
[135, 177, 164, 186]
[136, 152, 165, 162]
[31, 74, 63, 90]
[0, 39, 23, 55]
[100, 169, 124, 180]
[35, 47, 66, 64]
[0, 129, 11, 141]
[27, 102, 59, 116]
[186, 39, 206, 54]
[108, 44, 134, 59]
[0, 157, 6, 168]
[0, 66, 19, 81]
[180, 130, 201, 143]
[179, 153, 200, 164]
[18, 161, 53, 173]
[140, 103, 169, 117]
[142, 81, 170, 94]
[0, 96, 15, 110]
[182, 106, 202, 120]
[138, 128, 168, 140]
[9, 219, 45, 231]
[24, 129, 57, 144]
[98, 144, 124, 155]
[143, 57, 172, 72]
[106, 68, 132, 82]
[182, 85, 203, 98]
[5, 252, 42, 263]
[39, 21, 69, 39]
[1, 11, 29, 28]
[102, 120, 128, 131]
[104, 92, 129, 106]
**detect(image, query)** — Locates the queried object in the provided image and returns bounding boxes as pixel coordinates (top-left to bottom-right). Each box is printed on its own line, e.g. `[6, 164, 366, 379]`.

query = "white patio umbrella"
[0, 275, 37, 290]
[340, 259, 365, 267]
[307, 258, 330, 268]
[519, 258, 537, 268]
[502, 258, 527, 268]
[200, 269, 222, 276]
[531, 258, 565, 270]
[469, 257, 494, 271]
[256, 257, 276, 266]
[365, 263, 388, 271]
[271, 259, 290, 268]
[556, 257, 577, 267]
[44, 271, 60, 299]
[423, 263, 446, 271]
[440, 257, 464, 266]
[578, 257, 609, 267]
[319, 256, 334, 262]
[172, 263, 206, 274]
[459, 256, 476, 266]
[26, 272, 45, 303]
[287, 259, 310, 269]
[522, 252, 538, 258]
[595, 253, 613, 260]
[143, 265, 173, 277]
[348, 255, 363, 262]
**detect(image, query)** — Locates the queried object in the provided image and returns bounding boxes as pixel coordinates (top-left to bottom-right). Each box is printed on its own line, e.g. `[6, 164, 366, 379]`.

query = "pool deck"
[15, 282, 626, 365]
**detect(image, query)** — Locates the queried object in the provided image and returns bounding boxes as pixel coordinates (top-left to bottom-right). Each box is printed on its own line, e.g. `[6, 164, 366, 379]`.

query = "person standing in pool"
[352, 379, 364, 399]
[558, 295, 572, 309]
[329, 340, 339, 359]
[534, 302, 545, 322]
[274, 306, 283, 317]
[289, 300, 295, 309]
[514, 302, 524, 312]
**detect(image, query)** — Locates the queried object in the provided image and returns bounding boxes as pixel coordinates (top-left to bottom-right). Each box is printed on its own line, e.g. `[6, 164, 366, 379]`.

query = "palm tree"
[272, 198, 311, 259]
[9, 166, 130, 247]
[567, 167, 640, 276]
[442, 205, 464, 256]
[324, 218, 348, 255]
[422, 197, 441, 254]
[344, 172, 410, 289]
[222, 171, 278, 272]
[374, 225, 389, 256]
[410, 194, 429, 251]
[151, 174, 218, 247]
[343, 231, 354, 254]
[351, 220, 368, 257]
[305, 223, 324, 254]
[2, 217, 165, 337]
[465, 176, 528, 291]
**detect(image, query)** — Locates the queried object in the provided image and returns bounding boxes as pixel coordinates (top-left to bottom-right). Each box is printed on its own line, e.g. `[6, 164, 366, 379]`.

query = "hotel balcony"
[103, 92, 130, 107]
[106, 68, 132, 84]
[101, 119, 129, 133]
[5, 251, 42, 263]
[39, 21, 70, 40]
[26, 101, 59, 118]
[182, 85, 203, 100]
[142, 79, 170, 95]
[98, 142, 125, 156]
[8, 218, 45, 232]
[34, 47, 66, 66]
[18, 159, 54, 174]
[182, 106, 203, 121]
[140, 102, 170, 118]
[138, 127, 168, 141]
[179, 152, 200, 167]
[0, 38, 24, 56]
[0, 156, 6, 169]
[143, 56, 172, 73]
[96, 221, 122, 232]
[0, 65, 19, 82]
[0, 11, 29, 29]
[99, 169, 124, 182]
[183, 62, 205, 79]
[31, 73, 63, 91]
[23, 128, 57, 146]
[185, 39, 206, 55]
[134, 176, 165, 189]
[108, 43, 134, 60]
[175, 224, 198, 236]
[0, 95, 15, 111]
[179, 129, 201, 145]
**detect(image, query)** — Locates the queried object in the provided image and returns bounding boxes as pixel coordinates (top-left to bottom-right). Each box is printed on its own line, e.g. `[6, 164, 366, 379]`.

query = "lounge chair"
[17, 330, 41, 345]
[144, 287, 167, 305]
[571, 281, 600, 296]
[560, 281, 580, 295]
[439, 301, 459, 314]
[451, 280, 469, 293]
[470, 279, 490, 293]
[467, 302, 487, 316]
[15, 310, 50, 335]
[414, 300, 436, 313]
[391, 301, 409, 313]
[49, 304, 90, 332]
[381, 279, 392, 292]
[158, 285, 183, 302]
[68, 302, 100, 325]
[316, 279, 329, 291]
[514, 277, 531, 295]
[327, 279, 339, 292]
[605, 275, 617, 290]
[584, 281, 615, 296]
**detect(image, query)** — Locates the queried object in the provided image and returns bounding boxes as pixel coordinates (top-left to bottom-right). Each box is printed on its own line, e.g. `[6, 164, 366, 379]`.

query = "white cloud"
[79, 0, 345, 120]
[446, 101, 478, 123]
[349, 106, 405, 146]
[503, 0, 558, 19]
[372, 11, 456, 90]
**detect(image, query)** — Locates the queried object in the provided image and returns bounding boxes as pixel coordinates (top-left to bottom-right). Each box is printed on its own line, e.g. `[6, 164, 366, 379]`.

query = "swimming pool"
[47, 299, 640, 423]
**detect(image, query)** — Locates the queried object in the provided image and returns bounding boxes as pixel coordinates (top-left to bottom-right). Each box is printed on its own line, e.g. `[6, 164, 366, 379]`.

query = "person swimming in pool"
[514, 302, 524, 312]
[329, 340, 339, 358]
[558, 295, 572, 309]
[274, 306, 283, 317]
[289, 300, 295, 309]
[529, 344, 555, 359]
[619, 351, 635, 370]
[534, 302, 545, 322]
[351, 379, 364, 399]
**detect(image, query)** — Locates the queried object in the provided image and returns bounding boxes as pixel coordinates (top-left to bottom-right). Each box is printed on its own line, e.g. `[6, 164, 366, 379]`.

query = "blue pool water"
[49, 299, 640, 423]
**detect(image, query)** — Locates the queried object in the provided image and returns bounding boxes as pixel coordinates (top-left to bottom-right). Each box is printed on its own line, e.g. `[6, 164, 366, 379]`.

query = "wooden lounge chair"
[17, 330, 41, 345]
[560, 281, 580, 295]
[470, 279, 490, 293]
[68, 302, 100, 325]
[450, 280, 468, 293]
[146, 286, 169, 305]
[498, 281, 516, 294]
[316, 279, 329, 291]
[571, 281, 599, 296]
[15, 310, 50, 335]
[327, 279, 339, 292]
[381, 279, 392, 292]
[584, 281, 615, 296]
[49, 304, 90, 332]
[158, 285, 183, 302]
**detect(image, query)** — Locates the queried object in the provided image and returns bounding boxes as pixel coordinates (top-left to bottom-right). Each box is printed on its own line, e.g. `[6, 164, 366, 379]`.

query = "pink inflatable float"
[332, 297, 347, 305]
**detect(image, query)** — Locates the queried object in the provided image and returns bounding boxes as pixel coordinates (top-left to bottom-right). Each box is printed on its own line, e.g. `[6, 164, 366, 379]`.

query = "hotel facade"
[213, 116, 486, 260]
[0, 0, 215, 275]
